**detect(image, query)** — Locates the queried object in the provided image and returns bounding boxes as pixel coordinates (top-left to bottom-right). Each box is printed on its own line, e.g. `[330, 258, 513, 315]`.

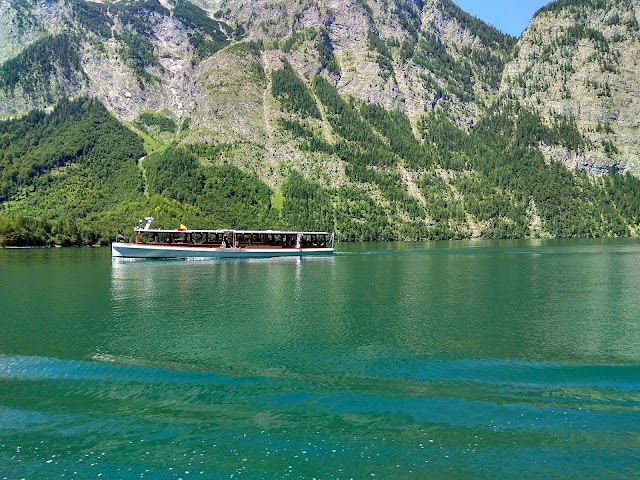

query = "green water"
[0, 240, 638, 479]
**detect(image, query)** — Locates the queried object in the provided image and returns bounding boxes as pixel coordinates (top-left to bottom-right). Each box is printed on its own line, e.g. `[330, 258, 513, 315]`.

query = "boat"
[111, 217, 335, 259]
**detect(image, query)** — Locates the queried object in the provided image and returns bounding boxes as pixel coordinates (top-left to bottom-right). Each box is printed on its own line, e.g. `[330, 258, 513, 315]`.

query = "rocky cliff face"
[501, 0, 640, 174]
[0, 0, 204, 120]
[0, 0, 511, 122]
[1, 0, 639, 177]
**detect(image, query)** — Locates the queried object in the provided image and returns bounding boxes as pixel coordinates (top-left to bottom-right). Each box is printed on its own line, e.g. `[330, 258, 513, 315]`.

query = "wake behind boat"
[111, 217, 334, 259]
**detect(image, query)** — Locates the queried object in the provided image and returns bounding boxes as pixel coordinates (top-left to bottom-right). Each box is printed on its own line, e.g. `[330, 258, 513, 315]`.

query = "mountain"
[0, 0, 513, 130]
[1, 0, 640, 246]
[501, 0, 640, 175]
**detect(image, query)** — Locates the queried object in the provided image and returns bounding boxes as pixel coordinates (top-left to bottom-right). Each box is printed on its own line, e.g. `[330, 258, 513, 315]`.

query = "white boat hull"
[111, 242, 334, 259]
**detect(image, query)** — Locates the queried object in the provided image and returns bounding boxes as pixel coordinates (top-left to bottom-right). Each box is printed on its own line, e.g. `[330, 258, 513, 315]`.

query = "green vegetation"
[145, 147, 204, 204]
[317, 28, 341, 76]
[277, 118, 334, 154]
[198, 163, 278, 229]
[360, 103, 431, 168]
[440, 0, 516, 48]
[334, 186, 394, 241]
[0, 34, 84, 97]
[110, 0, 170, 86]
[413, 34, 474, 101]
[537, 0, 609, 16]
[313, 76, 381, 149]
[282, 170, 334, 232]
[461, 99, 629, 238]
[227, 40, 263, 56]
[272, 60, 321, 119]
[136, 112, 178, 134]
[173, 0, 234, 60]
[0, 96, 287, 246]
[0, 97, 146, 244]
[368, 32, 395, 80]
[0, 97, 143, 203]
[70, 0, 113, 38]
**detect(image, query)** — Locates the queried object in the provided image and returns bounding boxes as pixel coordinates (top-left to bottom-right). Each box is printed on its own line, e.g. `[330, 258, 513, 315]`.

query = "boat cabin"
[132, 228, 332, 250]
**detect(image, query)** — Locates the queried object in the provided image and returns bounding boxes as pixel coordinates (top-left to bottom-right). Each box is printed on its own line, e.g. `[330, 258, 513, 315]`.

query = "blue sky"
[452, 0, 551, 36]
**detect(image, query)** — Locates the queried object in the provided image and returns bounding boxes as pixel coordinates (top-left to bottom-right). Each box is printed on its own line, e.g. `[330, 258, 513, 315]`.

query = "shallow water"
[1, 240, 639, 478]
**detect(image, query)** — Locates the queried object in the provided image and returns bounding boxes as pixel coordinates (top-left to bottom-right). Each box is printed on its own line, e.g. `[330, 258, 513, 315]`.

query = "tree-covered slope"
[0, 97, 145, 245]
[0, 97, 281, 246]
[3, 92, 640, 246]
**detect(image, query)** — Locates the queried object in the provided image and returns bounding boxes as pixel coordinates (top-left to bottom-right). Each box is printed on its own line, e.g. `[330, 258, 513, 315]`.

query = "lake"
[1, 239, 639, 479]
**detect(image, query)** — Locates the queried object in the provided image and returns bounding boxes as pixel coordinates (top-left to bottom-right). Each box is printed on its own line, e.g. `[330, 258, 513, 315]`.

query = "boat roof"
[135, 228, 332, 235]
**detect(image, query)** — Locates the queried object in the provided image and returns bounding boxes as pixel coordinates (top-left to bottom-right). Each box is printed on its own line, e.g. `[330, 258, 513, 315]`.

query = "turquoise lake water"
[1, 239, 639, 479]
